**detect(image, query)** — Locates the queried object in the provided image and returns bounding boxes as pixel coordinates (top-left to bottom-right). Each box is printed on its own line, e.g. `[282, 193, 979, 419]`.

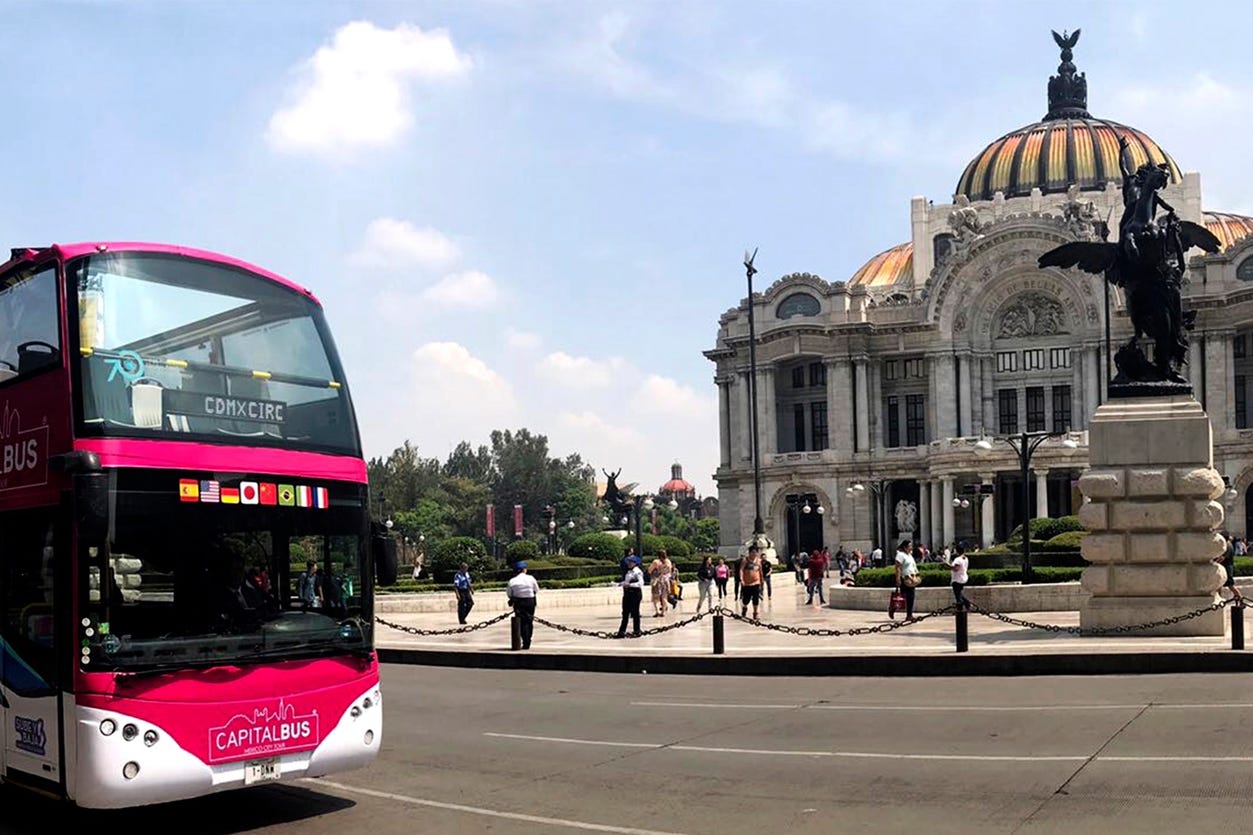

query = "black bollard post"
[510, 613, 522, 651]
[955, 607, 968, 653]
[1232, 601, 1245, 651]
[713, 611, 725, 655]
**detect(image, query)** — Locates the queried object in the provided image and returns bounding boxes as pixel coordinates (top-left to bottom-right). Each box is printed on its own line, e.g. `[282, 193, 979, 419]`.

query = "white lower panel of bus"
[69, 683, 381, 809]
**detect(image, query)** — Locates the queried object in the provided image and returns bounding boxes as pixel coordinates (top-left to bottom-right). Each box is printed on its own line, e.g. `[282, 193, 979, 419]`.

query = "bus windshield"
[81, 473, 371, 673]
[71, 252, 359, 456]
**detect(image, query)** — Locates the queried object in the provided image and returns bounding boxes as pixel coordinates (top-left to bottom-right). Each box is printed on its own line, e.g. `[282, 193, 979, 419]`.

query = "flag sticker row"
[179, 479, 329, 508]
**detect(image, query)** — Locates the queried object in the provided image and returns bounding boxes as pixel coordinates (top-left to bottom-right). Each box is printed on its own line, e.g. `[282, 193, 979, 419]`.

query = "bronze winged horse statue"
[1039, 136, 1221, 385]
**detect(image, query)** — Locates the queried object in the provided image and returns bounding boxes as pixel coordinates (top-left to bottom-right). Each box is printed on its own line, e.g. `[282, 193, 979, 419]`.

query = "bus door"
[0, 508, 63, 793]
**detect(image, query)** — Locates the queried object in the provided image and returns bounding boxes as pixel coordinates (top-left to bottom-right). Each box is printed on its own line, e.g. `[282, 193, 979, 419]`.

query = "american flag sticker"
[259, 483, 277, 505]
[179, 479, 200, 502]
[296, 485, 311, 507]
[239, 482, 260, 504]
[200, 480, 220, 503]
[313, 486, 329, 508]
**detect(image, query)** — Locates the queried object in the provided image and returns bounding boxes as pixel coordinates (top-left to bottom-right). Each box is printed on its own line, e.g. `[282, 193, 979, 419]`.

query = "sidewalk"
[374, 579, 1253, 676]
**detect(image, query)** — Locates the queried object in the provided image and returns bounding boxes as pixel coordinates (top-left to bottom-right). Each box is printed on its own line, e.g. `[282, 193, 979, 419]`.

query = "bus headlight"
[122, 723, 138, 741]
[100, 719, 117, 736]
[123, 761, 140, 780]
[364, 730, 374, 746]
[143, 730, 159, 746]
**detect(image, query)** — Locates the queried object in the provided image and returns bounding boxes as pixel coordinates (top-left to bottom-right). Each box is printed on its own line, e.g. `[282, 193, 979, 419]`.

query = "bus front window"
[81, 481, 370, 673]
[71, 252, 359, 456]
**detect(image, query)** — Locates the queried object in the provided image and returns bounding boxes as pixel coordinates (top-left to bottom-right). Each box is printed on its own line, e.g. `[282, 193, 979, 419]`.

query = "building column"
[854, 357, 870, 453]
[918, 480, 931, 547]
[981, 355, 996, 435]
[827, 358, 852, 456]
[980, 473, 995, 549]
[1085, 347, 1101, 419]
[1188, 337, 1204, 401]
[929, 479, 943, 549]
[1071, 350, 1086, 430]
[758, 366, 777, 455]
[934, 354, 957, 440]
[718, 379, 732, 467]
[1036, 469, 1050, 520]
[868, 358, 883, 451]
[958, 353, 974, 438]
[738, 371, 752, 461]
[1206, 332, 1234, 432]
[942, 477, 956, 547]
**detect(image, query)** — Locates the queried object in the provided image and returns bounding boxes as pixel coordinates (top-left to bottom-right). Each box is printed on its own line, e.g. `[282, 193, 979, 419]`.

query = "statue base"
[1108, 379, 1193, 399]
[1077, 395, 1227, 636]
[604, 529, 629, 541]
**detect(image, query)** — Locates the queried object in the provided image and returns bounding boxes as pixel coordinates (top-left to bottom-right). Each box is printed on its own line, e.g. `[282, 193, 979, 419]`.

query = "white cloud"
[267, 20, 472, 157]
[634, 374, 715, 419]
[506, 328, 542, 351]
[408, 342, 518, 443]
[537, 351, 614, 387]
[419, 270, 500, 308]
[561, 11, 674, 104]
[350, 218, 460, 270]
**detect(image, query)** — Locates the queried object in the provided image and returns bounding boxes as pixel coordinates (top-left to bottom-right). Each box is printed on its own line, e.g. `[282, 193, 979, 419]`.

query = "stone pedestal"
[1077, 396, 1228, 636]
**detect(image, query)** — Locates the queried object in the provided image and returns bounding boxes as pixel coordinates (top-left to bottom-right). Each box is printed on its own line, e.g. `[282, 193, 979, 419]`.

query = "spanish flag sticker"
[179, 479, 199, 502]
[278, 484, 295, 506]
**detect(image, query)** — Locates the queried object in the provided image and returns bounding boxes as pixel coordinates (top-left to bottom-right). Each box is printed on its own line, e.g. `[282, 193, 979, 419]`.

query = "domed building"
[706, 32, 1253, 558]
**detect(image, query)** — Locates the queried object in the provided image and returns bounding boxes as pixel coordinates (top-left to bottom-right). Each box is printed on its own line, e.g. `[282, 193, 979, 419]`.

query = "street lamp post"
[744, 248, 765, 545]
[632, 496, 656, 560]
[846, 480, 890, 553]
[974, 431, 1079, 584]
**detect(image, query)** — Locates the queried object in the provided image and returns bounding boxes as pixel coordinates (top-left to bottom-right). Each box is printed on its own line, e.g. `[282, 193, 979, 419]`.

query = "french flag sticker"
[313, 486, 329, 508]
[240, 482, 260, 505]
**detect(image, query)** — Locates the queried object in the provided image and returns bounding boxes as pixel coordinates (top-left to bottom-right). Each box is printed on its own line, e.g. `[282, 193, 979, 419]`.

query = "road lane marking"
[308, 779, 693, 835]
[632, 701, 1145, 712]
[1099, 756, 1253, 762]
[483, 732, 1086, 762]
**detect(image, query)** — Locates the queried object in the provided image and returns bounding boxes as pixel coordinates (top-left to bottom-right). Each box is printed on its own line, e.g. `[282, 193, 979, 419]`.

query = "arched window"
[776, 293, 820, 319]
[933, 233, 955, 264]
[1237, 257, 1253, 282]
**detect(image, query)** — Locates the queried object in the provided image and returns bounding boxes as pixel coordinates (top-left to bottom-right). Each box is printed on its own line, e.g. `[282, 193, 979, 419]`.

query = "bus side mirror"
[372, 530, 397, 586]
[74, 472, 109, 545]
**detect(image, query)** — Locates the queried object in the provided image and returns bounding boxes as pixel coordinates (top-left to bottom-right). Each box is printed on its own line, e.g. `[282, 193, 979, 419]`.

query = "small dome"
[659, 462, 695, 498]
[1203, 212, 1253, 252]
[849, 242, 912, 288]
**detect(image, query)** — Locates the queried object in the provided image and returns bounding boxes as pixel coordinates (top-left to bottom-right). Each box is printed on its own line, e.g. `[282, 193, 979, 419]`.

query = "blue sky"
[7, 0, 1253, 496]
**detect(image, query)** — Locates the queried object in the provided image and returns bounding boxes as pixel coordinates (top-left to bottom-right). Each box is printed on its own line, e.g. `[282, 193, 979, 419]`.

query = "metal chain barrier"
[718, 603, 956, 637]
[968, 598, 1234, 636]
[532, 608, 713, 640]
[376, 611, 512, 636]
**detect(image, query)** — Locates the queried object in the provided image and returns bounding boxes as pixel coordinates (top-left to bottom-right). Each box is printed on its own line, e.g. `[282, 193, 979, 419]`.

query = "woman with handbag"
[893, 539, 920, 621]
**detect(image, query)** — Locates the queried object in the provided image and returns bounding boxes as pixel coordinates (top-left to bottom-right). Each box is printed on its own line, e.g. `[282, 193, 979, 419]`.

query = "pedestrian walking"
[648, 550, 674, 616]
[805, 547, 829, 605]
[616, 555, 645, 637]
[1218, 531, 1244, 604]
[696, 555, 716, 612]
[949, 544, 970, 609]
[453, 562, 475, 624]
[760, 553, 773, 600]
[506, 561, 540, 649]
[739, 545, 764, 620]
[893, 540, 920, 621]
[714, 558, 730, 601]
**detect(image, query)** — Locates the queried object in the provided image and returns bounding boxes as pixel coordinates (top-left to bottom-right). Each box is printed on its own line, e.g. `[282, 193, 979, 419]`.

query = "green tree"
[367, 440, 440, 517]
[691, 518, 719, 552]
[444, 441, 494, 483]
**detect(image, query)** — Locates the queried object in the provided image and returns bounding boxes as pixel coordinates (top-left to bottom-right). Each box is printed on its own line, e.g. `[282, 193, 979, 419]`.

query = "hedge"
[1044, 530, 1088, 551]
[1008, 515, 1085, 543]
[568, 533, 629, 561]
[967, 550, 1086, 570]
[854, 565, 1082, 587]
[506, 540, 540, 564]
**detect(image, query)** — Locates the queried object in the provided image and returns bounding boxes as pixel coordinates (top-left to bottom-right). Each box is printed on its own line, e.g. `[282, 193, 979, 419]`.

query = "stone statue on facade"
[894, 500, 917, 538]
[947, 194, 984, 254]
[1062, 183, 1100, 240]
[1039, 135, 1222, 393]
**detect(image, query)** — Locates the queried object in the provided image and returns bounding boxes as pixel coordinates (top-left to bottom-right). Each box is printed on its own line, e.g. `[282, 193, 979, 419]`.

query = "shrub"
[429, 537, 491, 576]
[1044, 530, 1088, 551]
[658, 535, 692, 559]
[506, 540, 540, 565]
[853, 565, 1082, 587]
[568, 533, 628, 561]
[1008, 515, 1085, 544]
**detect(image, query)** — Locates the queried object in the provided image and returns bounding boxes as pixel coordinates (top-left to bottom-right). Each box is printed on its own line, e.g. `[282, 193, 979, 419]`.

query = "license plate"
[244, 757, 280, 785]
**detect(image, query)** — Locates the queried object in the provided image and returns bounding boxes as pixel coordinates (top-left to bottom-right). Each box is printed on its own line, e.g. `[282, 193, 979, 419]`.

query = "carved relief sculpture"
[894, 500, 918, 537]
[996, 292, 1068, 337]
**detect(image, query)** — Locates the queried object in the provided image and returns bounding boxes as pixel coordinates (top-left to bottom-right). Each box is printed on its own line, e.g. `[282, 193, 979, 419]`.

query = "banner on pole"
[513, 504, 523, 538]
[486, 504, 495, 538]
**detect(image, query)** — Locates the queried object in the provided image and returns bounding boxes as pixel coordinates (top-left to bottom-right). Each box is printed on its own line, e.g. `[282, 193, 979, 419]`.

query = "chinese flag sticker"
[259, 483, 277, 505]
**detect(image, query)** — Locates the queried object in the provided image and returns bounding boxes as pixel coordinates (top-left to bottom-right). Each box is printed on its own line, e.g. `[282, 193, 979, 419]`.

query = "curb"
[377, 647, 1253, 677]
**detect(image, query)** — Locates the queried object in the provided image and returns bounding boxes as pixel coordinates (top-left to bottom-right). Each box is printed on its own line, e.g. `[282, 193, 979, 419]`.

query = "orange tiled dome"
[849, 242, 913, 288]
[1203, 212, 1253, 252]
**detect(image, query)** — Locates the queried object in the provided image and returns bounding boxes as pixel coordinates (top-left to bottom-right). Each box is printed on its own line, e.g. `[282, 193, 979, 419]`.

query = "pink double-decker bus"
[0, 242, 396, 808]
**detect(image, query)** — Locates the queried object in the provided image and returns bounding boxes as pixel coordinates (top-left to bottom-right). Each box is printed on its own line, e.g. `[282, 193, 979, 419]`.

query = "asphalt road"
[10, 665, 1253, 834]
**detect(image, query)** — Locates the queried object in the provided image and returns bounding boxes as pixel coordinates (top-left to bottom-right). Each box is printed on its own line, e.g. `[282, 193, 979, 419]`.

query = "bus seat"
[0, 368, 15, 383]
[130, 381, 163, 428]
[83, 355, 134, 425]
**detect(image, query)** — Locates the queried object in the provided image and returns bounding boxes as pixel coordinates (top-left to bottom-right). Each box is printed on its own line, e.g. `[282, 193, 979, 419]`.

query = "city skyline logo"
[207, 699, 320, 763]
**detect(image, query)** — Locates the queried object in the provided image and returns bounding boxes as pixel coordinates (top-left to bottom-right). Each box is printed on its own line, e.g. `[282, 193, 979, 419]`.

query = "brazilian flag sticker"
[278, 484, 295, 506]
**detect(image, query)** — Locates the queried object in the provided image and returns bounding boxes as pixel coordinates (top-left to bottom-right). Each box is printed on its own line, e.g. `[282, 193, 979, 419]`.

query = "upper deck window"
[71, 253, 360, 456]
[0, 264, 60, 384]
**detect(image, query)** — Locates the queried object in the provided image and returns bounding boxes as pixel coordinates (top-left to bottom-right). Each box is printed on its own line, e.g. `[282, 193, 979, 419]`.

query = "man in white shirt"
[617, 555, 645, 638]
[506, 561, 540, 649]
[949, 543, 970, 610]
[893, 540, 919, 621]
